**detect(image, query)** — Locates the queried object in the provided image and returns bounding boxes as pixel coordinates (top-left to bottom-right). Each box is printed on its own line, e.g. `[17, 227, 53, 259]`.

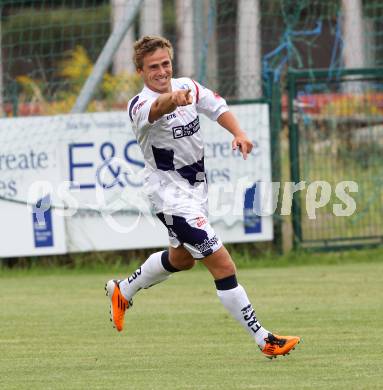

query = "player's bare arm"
[217, 111, 253, 160]
[149, 89, 193, 123]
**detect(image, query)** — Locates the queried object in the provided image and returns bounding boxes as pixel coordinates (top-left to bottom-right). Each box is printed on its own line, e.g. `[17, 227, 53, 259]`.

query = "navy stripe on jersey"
[152, 146, 175, 171]
[151, 145, 205, 184]
[128, 95, 140, 122]
[176, 157, 205, 185]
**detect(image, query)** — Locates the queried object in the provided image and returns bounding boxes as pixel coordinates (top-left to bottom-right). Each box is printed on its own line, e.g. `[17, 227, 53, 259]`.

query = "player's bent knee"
[171, 257, 196, 271]
[169, 248, 196, 271]
[180, 259, 196, 270]
[202, 246, 237, 279]
[214, 260, 236, 276]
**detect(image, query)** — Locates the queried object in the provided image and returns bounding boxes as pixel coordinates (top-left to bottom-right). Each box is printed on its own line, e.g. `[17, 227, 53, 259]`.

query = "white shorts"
[156, 212, 223, 259]
[144, 170, 222, 259]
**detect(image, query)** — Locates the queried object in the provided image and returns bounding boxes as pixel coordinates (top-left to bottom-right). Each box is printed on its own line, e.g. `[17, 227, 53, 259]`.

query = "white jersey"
[128, 77, 229, 215]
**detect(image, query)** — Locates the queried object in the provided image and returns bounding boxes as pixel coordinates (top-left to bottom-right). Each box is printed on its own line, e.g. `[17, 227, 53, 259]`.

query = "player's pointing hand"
[172, 89, 193, 106]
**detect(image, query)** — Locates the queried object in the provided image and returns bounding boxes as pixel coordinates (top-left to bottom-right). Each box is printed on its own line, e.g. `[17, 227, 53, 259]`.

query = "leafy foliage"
[16, 45, 142, 114]
[321, 93, 383, 117]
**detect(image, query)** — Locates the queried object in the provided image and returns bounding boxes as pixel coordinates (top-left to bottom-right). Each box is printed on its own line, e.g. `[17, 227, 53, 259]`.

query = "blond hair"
[133, 35, 174, 70]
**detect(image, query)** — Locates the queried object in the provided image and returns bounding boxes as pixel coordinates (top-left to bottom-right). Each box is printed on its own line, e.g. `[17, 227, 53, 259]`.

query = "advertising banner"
[0, 104, 273, 257]
[0, 116, 67, 256]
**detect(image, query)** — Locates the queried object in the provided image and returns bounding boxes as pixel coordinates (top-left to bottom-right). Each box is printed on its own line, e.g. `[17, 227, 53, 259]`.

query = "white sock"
[216, 278, 269, 348]
[119, 250, 178, 301]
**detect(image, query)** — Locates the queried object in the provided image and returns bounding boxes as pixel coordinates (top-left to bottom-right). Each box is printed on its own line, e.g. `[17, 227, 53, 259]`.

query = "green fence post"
[287, 70, 302, 249]
[268, 73, 283, 253]
[12, 81, 18, 117]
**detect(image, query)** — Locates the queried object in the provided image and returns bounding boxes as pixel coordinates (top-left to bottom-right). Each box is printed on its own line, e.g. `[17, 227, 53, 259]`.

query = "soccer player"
[106, 35, 300, 359]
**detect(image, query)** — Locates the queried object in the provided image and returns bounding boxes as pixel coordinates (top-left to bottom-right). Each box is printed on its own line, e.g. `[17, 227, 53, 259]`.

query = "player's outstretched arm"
[217, 111, 253, 160]
[149, 89, 193, 123]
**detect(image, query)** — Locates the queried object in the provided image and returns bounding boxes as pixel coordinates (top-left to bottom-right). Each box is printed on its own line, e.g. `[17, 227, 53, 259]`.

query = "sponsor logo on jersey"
[133, 100, 147, 115]
[172, 117, 200, 139]
[166, 113, 176, 120]
[196, 216, 207, 228]
[195, 235, 219, 253]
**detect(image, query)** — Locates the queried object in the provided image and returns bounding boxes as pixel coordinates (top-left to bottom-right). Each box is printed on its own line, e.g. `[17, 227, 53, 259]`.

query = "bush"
[16, 45, 142, 114]
[2, 4, 111, 103]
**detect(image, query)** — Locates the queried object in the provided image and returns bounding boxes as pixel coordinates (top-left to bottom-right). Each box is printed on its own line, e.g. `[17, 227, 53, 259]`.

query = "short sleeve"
[128, 95, 156, 131]
[191, 80, 229, 121]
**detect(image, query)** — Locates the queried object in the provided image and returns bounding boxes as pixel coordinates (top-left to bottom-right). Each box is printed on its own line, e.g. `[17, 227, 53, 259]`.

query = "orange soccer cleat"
[105, 280, 132, 332]
[261, 333, 301, 359]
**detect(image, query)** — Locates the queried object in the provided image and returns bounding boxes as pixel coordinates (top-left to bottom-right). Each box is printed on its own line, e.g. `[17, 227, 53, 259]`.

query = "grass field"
[1, 252, 383, 389]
